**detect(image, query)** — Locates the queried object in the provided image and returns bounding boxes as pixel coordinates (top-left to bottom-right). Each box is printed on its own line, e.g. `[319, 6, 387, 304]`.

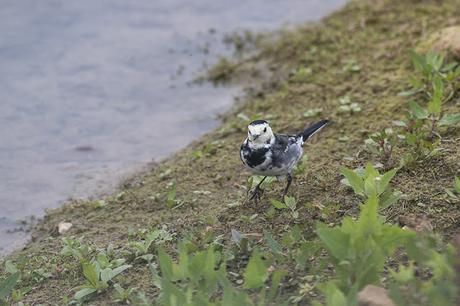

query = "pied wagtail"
[240, 119, 329, 200]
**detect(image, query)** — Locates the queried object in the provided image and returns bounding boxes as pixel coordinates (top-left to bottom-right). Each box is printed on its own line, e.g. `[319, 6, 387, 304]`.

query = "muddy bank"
[1, 0, 460, 304]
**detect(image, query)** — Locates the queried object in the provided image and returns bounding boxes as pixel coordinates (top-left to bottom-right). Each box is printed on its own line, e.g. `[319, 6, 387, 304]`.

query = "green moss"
[2, 0, 460, 304]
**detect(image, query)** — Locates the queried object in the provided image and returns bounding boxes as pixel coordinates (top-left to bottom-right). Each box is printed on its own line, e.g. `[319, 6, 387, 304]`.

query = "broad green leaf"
[268, 269, 287, 301]
[356, 196, 380, 236]
[158, 248, 174, 280]
[341, 167, 364, 195]
[377, 168, 398, 195]
[316, 223, 350, 260]
[0, 272, 20, 300]
[110, 265, 131, 280]
[263, 231, 283, 255]
[100, 268, 112, 284]
[284, 196, 297, 210]
[319, 282, 347, 306]
[82, 262, 99, 288]
[74, 287, 97, 300]
[270, 199, 287, 209]
[364, 177, 377, 197]
[4, 261, 18, 274]
[439, 113, 460, 126]
[408, 101, 428, 119]
[243, 250, 268, 289]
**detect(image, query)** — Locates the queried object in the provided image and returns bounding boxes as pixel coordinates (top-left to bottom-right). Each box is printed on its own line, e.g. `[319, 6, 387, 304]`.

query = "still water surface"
[0, 0, 347, 255]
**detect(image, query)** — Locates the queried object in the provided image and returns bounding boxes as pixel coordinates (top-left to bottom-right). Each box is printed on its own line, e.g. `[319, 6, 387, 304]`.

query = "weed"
[315, 196, 415, 305]
[341, 163, 401, 209]
[270, 196, 300, 219]
[445, 176, 460, 201]
[365, 128, 398, 166]
[0, 272, 19, 305]
[74, 261, 131, 301]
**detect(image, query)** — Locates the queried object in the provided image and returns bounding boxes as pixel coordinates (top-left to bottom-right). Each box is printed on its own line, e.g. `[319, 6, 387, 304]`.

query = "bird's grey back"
[271, 133, 302, 171]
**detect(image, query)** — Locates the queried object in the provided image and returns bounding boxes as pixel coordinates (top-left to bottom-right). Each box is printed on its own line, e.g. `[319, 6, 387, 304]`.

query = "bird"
[240, 119, 329, 201]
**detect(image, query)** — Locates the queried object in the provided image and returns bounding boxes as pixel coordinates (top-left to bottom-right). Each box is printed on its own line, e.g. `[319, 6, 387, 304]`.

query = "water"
[0, 0, 347, 256]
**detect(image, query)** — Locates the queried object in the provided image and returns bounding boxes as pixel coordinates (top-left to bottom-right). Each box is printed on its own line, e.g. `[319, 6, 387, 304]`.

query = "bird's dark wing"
[271, 134, 299, 167]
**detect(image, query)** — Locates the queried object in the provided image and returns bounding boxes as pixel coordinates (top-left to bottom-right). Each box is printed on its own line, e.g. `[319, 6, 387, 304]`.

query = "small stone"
[58, 222, 73, 234]
[417, 26, 460, 60]
[358, 285, 395, 306]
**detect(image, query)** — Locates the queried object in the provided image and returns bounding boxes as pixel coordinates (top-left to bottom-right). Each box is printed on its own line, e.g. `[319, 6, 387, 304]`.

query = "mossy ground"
[2, 0, 460, 304]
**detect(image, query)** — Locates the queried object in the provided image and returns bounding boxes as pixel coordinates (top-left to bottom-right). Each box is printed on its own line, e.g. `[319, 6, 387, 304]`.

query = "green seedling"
[445, 176, 460, 201]
[270, 196, 299, 219]
[365, 128, 398, 165]
[60, 237, 92, 263]
[74, 261, 131, 301]
[400, 51, 460, 100]
[337, 96, 361, 114]
[129, 229, 174, 262]
[0, 272, 19, 304]
[113, 283, 137, 304]
[166, 181, 177, 208]
[303, 108, 323, 118]
[341, 163, 401, 209]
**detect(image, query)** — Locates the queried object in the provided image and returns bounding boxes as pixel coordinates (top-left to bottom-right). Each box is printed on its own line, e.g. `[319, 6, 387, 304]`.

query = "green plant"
[74, 261, 131, 301]
[270, 196, 299, 219]
[364, 128, 398, 165]
[400, 51, 459, 100]
[129, 229, 174, 262]
[388, 235, 458, 306]
[60, 237, 92, 263]
[445, 176, 460, 201]
[337, 96, 362, 115]
[341, 163, 401, 209]
[315, 196, 415, 305]
[151, 242, 286, 306]
[397, 52, 460, 165]
[113, 283, 137, 304]
[0, 272, 20, 305]
[166, 181, 177, 208]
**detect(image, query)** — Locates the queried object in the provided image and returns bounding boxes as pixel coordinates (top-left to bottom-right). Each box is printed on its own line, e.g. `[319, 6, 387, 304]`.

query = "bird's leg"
[249, 176, 267, 202]
[282, 173, 293, 197]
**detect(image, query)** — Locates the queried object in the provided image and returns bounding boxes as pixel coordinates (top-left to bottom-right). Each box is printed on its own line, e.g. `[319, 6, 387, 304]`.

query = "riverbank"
[1, 0, 460, 304]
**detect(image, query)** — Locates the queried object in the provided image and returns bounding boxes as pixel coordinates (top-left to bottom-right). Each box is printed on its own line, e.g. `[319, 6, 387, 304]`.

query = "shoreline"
[1, 0, 460, 304]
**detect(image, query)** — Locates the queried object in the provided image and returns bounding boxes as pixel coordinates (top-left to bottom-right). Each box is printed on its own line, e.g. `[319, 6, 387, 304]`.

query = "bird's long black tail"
[299, 119, 329, 143]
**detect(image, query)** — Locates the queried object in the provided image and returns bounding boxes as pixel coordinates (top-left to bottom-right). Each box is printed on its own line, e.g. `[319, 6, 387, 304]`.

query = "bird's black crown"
[249, 119, 268, 126]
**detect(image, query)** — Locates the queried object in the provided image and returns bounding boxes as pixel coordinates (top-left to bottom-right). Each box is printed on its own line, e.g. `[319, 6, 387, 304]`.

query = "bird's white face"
[247, 122, 274, 145]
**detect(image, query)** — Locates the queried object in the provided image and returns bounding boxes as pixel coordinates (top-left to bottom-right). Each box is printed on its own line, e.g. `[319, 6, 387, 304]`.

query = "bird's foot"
[248, 186, 264, 203]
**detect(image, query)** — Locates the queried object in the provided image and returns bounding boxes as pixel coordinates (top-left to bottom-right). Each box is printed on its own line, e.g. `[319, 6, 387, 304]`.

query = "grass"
[1, 0, 460, 304]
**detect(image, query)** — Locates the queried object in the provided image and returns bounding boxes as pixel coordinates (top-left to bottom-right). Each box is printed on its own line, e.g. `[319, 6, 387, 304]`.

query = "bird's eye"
[263, 127, 267, 132]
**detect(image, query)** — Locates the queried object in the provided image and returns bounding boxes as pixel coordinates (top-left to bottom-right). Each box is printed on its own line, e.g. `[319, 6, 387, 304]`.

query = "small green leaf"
[377, 168, 398, 195]
[408, 101, 428, 119]
[100, 268, 112, 284]
[316, 223, 349, 260]
[243, 250, 268, 289]
[74, 287, 97, 300]
[454, 177, 460, 193]
[4, 261, 18, 274]
[341, 167, 364, 195]
[439, 113, 460, 126]
[263, 231, 283, 255]
[270, 199, 287, 209]
[0, 272, 20, 300]
[82, 262, 99, 288]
